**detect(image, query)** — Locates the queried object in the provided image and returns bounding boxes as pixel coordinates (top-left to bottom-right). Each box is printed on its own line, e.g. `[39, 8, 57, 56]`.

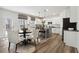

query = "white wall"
[65, 6, 79, 30]
[63, 6, 77, 22]
[1, 6, 67, 17]
[76, 7, 79, 30]
[68, 7, 77, 22]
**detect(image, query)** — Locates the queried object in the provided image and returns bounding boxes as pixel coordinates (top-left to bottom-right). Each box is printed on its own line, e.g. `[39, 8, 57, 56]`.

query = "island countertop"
[64, 29, 79, 32]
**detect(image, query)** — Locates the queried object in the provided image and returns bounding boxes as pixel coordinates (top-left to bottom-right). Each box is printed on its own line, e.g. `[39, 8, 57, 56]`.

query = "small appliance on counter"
[68, 28, 74, 31]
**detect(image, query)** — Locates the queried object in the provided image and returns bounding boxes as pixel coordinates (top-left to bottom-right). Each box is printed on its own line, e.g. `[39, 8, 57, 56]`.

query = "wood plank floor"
[35, 34, 78, 53]
[0, 33, 78, 53]
[0, 38, 35, 53]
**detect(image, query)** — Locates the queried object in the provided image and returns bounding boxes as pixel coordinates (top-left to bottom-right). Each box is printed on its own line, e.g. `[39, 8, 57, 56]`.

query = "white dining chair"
[26, 29, 40, 46]
[32, 29, 40, 46]
[7, 30, 24, 53]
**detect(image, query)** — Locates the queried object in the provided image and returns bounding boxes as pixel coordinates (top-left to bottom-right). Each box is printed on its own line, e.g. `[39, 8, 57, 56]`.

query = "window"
[18, 14, 27, 20]
[31, 17, 35, 21]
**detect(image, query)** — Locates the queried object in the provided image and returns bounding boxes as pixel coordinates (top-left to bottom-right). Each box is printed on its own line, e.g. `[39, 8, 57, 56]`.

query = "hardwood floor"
[0, 33, 78, 53]
[0, 38, 35, 53]
[35, 34, 78, 53]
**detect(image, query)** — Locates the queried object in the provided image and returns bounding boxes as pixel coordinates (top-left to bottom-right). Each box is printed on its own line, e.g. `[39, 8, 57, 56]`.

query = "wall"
[76, 7, 79, 30]
[67, 7, 78, 22]
[63, 6, 77, 22]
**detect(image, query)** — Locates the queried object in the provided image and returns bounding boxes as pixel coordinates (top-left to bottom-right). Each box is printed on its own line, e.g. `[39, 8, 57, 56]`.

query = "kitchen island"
[64, 30, 79, 52]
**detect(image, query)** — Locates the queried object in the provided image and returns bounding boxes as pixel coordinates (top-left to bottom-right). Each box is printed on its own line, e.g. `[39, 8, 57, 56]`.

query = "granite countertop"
[64, 29, 79, 32]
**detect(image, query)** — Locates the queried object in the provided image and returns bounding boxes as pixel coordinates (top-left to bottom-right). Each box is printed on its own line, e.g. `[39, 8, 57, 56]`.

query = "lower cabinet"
[64, 30, 79, 52]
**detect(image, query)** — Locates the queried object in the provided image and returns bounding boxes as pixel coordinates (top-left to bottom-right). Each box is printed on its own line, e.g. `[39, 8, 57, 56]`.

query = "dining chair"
[32, 29, 40, 46]
[26, 29, 40, 46]
[25, 28, 34, 42]
[7, 30, 24, 53]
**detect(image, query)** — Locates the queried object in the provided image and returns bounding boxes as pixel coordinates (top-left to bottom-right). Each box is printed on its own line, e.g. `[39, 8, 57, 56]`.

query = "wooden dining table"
[19, 28, 32, 45]
[39, 28, 50, 39]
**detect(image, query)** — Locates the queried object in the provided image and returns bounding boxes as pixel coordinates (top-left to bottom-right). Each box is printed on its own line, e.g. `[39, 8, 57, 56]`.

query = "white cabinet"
[76, 32, 79, 51]
[64, 30, 79, 52]
[69, 7, 78, 22]
[64, 31, 77, 47]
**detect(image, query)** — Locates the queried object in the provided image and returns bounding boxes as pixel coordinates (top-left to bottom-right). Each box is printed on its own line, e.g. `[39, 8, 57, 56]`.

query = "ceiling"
[0, 6, 68, 18]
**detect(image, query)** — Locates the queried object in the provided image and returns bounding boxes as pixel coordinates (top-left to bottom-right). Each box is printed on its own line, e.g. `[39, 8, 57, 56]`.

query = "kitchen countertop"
[64, 30, 79, 32]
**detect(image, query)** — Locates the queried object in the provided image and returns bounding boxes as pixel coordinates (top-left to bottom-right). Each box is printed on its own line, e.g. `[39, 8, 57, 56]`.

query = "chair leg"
[15, 44, 17, 53]
[8, 42, 10, 53]
[37, 37, 39, 43]
[34, 40, 37, 47]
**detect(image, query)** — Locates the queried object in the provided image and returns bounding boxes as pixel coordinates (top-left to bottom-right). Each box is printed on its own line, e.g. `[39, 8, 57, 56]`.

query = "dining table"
[19, 28, 32, 45]
[39, 28, 49, 39]
[39, 30, 45, 37]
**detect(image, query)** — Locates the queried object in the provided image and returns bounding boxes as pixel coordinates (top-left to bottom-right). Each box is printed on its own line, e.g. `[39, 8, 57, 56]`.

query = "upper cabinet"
[65, 7, 78, 22]
[70, 7, 78, 22]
